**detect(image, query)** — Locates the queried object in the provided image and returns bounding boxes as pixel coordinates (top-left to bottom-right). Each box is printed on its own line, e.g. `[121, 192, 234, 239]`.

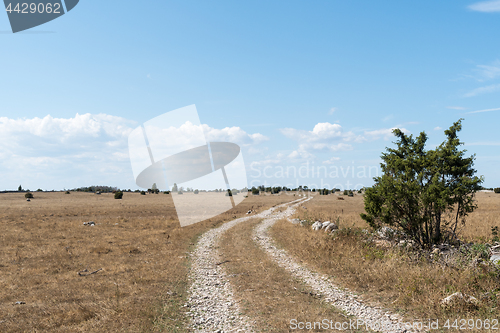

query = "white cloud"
[280, 122, 359, 160]
[475, 60, 500, 80]
[322, 157, 341, 164]
[463, 83, 500, 97]
[281, 122, 362, 144]
[364, 127, 409, 141]
[0, 113, 266, 190]
[468, 0, 500, 12]
[202, 124, 268, 146]
[466, 107, 500, 114]
[280, 122, 410, 161]
[434, 126, 442, 131]
[328, 107, 337, 115]
[446, 106, 467, 110]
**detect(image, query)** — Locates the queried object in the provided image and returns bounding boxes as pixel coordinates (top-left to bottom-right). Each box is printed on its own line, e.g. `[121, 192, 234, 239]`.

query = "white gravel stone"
[253, 198, 423, 333]
[186, 198, 307, 332]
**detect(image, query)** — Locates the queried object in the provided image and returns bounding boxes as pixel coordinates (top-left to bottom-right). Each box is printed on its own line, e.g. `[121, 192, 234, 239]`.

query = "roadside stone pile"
[290, 219, 339, 233]
[253, 200, 421, 333]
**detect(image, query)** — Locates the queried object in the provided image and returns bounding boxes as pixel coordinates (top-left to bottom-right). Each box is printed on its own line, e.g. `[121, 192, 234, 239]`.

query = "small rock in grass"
[311, 221, 322, 231]
[440, 292, 479, 308]
[325, 223, 338, 233]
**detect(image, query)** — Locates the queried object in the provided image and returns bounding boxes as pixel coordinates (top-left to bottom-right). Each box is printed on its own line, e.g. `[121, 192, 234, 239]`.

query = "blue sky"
[1, 0, 499, 191]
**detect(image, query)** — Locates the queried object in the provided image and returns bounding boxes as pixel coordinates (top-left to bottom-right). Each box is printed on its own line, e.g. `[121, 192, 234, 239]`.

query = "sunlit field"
[0, 191, 295, 332]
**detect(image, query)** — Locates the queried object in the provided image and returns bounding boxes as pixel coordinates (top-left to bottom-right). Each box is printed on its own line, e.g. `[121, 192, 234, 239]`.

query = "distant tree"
[18, 185, 22, 192]
[37, 188, 43, 192]
[140, 191, 146, 195]
[172, 183, 178, 192]
[194, 189, 199, 194]
[361, 119, 483, 248]
[494, 188, 500, 194]
[251, 187, 260, 195]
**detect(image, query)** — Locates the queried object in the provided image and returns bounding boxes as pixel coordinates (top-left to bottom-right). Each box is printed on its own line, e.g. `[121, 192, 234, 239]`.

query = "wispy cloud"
[434, 126, 442, 131]
[382, 114, 394, 122]
[463, 83, 500, 97]
[328, 107, 337, 115]
[475, 60, 500, 80]
[466, 107, 500, 114]
[468, 0, 500, 12]
[364, 127, 409, 141]
[322, 157, 341, 164]
[447, 106, 467, 110]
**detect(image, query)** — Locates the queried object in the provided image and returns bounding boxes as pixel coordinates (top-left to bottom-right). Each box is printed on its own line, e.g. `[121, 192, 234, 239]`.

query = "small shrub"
[25, 192, 33, 199]
[114, 191, 123, 199]
[36, 189, 43, 192]
[163, 191, 170, 194]
[194, 189, 199, 194]
[494, 188, 500, 193]
[343, 189, 348, 195]
[140, 191, 146, 195]
[252, 188, 259, 195]
[65, 191, 70, 194]
[492, 226, 499, 242]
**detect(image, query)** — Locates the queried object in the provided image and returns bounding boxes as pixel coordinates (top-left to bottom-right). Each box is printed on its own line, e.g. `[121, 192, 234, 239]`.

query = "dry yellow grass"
[294, 192, 500, 241]
[0, 191, 295, 332]
[271, 191, 500, 329]
[220, 218, 368, 333]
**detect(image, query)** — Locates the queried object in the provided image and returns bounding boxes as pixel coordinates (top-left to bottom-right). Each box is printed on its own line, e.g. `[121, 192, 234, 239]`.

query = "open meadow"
[1, 190, 499, 332]
[0, 191, 296, 332]
[272, 191, 500, 328]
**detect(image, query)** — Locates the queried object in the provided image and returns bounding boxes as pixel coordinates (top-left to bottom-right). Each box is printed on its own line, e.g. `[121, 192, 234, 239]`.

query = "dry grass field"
[271, 191, 500, 328]
[0, 191, 295, 332]
[220, 218, 368, 333]
[2, 190, 498, 332]
[290, 191, 500, 242]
